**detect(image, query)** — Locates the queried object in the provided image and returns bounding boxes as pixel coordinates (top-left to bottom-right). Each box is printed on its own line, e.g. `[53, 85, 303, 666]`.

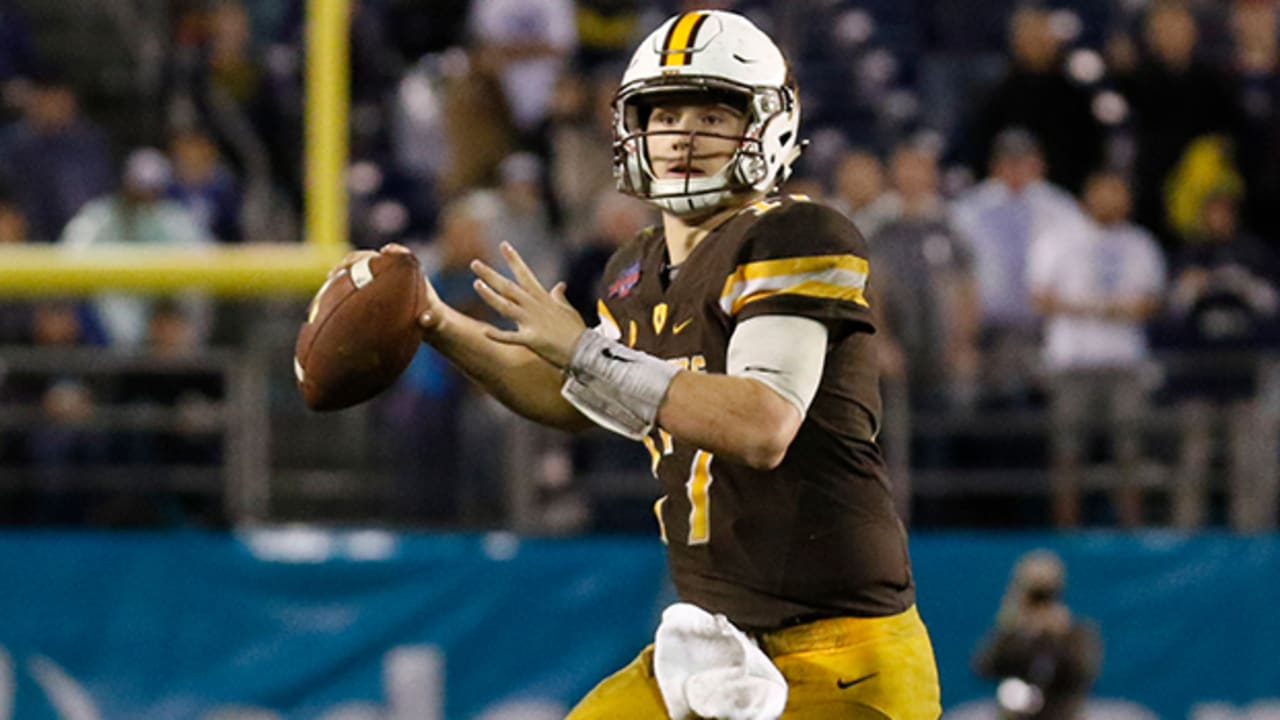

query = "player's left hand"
[471, 241, 586, 368]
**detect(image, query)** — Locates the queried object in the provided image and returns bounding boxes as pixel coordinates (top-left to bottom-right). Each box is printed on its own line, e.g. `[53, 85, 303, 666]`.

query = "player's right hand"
[326, 244, 450, 339]
[416, 277, 448, 338]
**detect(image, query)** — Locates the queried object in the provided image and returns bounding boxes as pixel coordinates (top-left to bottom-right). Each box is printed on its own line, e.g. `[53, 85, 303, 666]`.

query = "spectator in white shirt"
[1029, 170, 1166, 527]
[951, 127, 1083, 406]
[60, 148, 212, 348]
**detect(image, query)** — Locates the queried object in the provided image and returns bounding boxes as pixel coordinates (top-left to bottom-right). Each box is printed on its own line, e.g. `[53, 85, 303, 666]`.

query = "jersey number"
[646, 430, 714, 546]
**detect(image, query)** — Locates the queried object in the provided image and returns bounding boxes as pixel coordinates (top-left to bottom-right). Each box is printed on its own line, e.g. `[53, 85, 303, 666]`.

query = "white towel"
[652, 603, 788, 720]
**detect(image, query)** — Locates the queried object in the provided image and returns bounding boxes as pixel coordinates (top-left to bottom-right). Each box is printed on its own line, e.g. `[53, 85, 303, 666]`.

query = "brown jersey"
[594, 195, 915, 631]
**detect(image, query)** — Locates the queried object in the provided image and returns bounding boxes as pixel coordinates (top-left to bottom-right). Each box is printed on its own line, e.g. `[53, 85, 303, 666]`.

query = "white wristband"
[560, 330, 680, 439]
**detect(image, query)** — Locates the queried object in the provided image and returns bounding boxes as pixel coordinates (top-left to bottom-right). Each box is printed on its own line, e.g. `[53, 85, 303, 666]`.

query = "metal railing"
[881, 351, 1280, 530]
[569, 351, 1280, 532]
[2, 343, 1276, 531]
[0, 346, 270, 523]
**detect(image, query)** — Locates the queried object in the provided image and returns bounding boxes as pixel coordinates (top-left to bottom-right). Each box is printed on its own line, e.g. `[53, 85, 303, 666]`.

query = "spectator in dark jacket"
[1228, 0, 1280, 243]
[0, 70, 113, 242]
[1112, 0, 1242, 246]
[166, 127, 243, 243]
[1168, 184, 1280, 348]
[970, 6, 1105, 195]
[0, 1, 36, 122]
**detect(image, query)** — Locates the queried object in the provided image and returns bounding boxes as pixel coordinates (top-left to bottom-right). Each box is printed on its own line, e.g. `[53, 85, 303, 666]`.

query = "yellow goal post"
[0, 0, 349, 298]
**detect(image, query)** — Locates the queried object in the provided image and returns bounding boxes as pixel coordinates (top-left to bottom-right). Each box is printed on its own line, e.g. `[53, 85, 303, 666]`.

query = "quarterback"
[340, 9, 940, 719]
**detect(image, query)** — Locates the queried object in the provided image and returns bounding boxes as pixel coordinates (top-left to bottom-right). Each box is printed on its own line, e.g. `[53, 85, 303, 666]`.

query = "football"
[294, 250, 428, 411]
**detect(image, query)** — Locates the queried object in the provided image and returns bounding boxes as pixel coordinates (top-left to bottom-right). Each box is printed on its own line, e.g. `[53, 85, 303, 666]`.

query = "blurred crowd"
[0, 0, 1278, 530]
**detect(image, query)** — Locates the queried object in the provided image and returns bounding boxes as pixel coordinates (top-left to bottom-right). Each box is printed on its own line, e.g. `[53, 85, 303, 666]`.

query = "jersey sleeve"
[719, 200, 875, 334]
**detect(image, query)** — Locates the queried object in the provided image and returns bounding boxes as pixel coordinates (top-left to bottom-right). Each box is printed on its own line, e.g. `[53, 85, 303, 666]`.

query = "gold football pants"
[565, 604, 941, 719]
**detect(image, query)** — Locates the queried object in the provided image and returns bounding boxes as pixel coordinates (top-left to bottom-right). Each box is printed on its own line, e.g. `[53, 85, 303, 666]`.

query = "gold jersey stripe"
[661, 12, 709, 67]
[732, 253, 869, 282]
[730, 282, 870, 315]
[687, 451, 713, 545]
[719, 254, 870, 315]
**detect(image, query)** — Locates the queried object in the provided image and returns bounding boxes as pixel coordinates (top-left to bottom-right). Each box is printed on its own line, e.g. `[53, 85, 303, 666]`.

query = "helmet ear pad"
[751, 86, 801, 188]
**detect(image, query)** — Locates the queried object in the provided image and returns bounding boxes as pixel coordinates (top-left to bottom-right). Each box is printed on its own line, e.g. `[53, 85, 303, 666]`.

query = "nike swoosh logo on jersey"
[743, 365, 782, 374]
[837, 672, 879, 690]
[672, 319, 694, 334]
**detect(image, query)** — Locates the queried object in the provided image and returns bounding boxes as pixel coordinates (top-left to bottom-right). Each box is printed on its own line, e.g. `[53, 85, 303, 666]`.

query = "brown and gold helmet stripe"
[660, 11, 710, 67]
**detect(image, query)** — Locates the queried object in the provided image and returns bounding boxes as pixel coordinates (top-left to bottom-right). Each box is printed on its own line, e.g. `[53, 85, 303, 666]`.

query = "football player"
[338, 10, 940, 718]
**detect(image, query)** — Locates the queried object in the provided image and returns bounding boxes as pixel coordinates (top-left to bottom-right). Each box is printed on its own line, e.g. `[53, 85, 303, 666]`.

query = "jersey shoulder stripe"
[719, 253, 869, 315]
[718, 198, 874, 325]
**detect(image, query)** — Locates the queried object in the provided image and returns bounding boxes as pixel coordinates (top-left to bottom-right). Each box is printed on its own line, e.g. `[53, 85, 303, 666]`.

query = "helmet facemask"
[613, 78, 799, 218]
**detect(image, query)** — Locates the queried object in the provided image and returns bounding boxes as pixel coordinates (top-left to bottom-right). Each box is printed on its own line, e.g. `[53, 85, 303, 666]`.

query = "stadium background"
[0, 0, 1277, 717]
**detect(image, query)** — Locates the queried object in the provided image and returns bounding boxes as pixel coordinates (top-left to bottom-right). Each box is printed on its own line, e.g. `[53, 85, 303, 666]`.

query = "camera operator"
[973, 550, 1102, 719]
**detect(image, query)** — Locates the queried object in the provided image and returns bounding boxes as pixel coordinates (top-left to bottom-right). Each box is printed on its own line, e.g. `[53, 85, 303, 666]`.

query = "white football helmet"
[612, 10, 804, 217]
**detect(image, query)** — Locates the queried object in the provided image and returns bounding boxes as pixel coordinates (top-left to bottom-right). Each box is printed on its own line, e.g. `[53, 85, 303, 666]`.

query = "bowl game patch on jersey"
[608, 261, 642, 299]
